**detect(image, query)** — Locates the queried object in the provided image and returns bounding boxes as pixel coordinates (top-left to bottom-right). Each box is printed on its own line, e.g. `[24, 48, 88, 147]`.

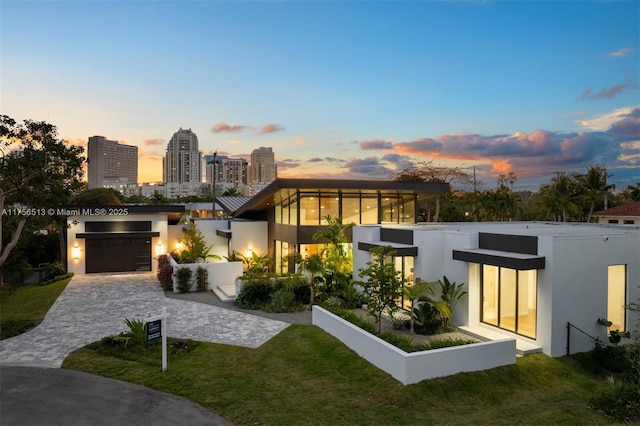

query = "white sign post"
[144, 307, 171, 372]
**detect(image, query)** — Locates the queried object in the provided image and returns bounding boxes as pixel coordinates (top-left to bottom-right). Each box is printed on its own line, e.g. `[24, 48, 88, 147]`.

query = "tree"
[312, 215, 355, 274]
[222, 187, 242, 196]
[538, 172, 581, 222]
[402, 280, 431, 334]
[300, 253, 324, 306]
[393, 161, 471, 221]
[0, 116, 84, 288]
[70, 188, 123, 205]
[358, 246, 403, 333]
[578, 164, 614, 222]
[150, 190, 169, 204]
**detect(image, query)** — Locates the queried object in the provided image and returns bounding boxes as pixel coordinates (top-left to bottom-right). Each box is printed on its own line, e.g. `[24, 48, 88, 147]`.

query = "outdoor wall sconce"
[176, 242, 183, 251]
[72, 245, 80, 260]
[156, 242, 165, 256]
[246, 247, 253, 257]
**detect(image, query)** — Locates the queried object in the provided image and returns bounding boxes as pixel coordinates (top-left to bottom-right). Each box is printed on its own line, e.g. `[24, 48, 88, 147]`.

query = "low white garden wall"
[312, 306, 516, 385]
[168, 256, 243, 293]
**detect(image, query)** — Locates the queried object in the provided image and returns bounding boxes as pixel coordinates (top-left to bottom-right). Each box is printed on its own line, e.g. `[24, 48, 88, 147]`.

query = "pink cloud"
[258, 123, 284, 134]
[143, 138, 165, 146]
[211, 122, 250, 133]
[360, 139, 393, 150]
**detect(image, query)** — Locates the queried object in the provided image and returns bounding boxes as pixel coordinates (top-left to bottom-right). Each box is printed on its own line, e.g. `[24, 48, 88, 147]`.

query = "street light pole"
[210, 151, 217, 219]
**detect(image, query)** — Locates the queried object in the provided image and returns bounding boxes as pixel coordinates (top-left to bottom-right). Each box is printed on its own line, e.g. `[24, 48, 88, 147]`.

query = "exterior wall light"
[156, 242, 165, 256]
[72, 245, 80, 260]
[176, 242, 183, 251]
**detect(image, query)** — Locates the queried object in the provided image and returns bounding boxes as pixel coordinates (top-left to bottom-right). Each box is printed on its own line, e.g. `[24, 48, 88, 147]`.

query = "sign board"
[147, 319, 162, 342]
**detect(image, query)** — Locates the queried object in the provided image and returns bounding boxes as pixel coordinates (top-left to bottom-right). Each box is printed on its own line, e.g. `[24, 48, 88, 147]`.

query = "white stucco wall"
[545, 233, 640, 357]
[230, 220, 268, 259]
[192, 219, 233, 260]
[67, 213, 169, 275]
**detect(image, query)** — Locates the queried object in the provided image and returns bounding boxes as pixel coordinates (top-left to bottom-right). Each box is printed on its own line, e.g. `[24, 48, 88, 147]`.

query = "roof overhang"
[234, 178, 450, 218]
[216, 229, 232, 239]
[453, 248, 545, 270]
[358, 241, 418, 257]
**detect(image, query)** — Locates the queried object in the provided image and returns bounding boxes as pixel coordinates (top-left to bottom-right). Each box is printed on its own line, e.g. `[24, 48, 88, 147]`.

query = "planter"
[168, 256, 243, 293]
[312, 306, 516, 385]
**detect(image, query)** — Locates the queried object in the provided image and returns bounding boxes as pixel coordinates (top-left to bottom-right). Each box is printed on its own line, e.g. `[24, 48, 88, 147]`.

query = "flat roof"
[234, 178, 450, 218]
[375, 221, 640, 238]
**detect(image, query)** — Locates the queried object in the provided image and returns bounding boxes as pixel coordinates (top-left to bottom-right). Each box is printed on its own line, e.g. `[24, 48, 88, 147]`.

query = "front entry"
[85, 238, 151, 273]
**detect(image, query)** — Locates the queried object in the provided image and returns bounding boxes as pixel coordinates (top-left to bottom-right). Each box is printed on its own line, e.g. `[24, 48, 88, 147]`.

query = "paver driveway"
[0, 273, 289, 367]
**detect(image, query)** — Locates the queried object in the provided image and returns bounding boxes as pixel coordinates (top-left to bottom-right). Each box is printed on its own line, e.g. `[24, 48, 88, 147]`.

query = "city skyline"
[1, 1, 638, 191]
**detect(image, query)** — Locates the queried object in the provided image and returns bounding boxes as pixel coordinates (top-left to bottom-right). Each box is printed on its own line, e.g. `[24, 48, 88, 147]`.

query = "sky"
[1, 0, 639, 192]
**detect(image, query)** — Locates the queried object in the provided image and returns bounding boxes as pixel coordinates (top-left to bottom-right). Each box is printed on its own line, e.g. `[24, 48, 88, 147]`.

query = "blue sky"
[2, 0, 638, 191]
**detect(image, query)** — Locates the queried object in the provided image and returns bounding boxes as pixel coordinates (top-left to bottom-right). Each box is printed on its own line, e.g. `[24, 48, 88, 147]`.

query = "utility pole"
[210, 151, 217, 219]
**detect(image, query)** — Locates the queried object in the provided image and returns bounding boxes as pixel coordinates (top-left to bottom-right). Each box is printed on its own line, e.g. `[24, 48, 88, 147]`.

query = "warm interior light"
[72, 245, 80, 260]
[156, 242, 165, 256]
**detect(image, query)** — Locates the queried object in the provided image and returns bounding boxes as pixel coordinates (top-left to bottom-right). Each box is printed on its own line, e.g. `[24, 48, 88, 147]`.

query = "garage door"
[85, 238, 151, 273]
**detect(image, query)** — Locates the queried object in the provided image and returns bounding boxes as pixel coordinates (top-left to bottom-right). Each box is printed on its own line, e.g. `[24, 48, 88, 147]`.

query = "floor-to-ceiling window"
[394, 256, 415, 310]
[481, 264, 537, 339]
[608, 264, 627, 331]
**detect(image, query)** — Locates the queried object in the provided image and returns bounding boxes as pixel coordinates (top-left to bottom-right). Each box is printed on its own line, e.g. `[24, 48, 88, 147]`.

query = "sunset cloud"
[143, 138, 165, 146]
[580, 82, 632, 100]
[277, 158, 301, 169]
[211, 122, 251, 133]
[608, 47, 634, 58]
[360, 139, 393, 150]
[258, 123, 284, 134]
[342, 157, 394, 176]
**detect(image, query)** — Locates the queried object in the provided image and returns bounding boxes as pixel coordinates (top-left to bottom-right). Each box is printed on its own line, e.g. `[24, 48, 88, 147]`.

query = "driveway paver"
[0, 273, 289, 368]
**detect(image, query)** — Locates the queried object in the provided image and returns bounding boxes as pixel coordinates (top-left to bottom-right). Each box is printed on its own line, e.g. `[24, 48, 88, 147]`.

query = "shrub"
[234, 277, 274, 309]
[195, 267, 209, 292]
[176, 267, 193, 293]
[265, 288, 302, 313]
[413, 301, 444, 335]
[44, 262, 66, 280]
[158, 264, 174, 291]
[124, 318, 147, 346]
[0, 318, 36, 340]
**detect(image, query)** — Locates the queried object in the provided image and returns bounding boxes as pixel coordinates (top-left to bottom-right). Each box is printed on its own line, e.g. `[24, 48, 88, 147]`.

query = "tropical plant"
[312, 215, 355, 274]
[579, 164, 614, 222]
[124, 318, 147, 346]
[436, 276, 468, 328]
[300, 253, 324, 306]
[402, 279, 431, 334]
[234, 277, 273, 309]
[180, 223, 220, 263]
[358, 246, 403, 333]
[176, 267, 193, 293]
[412, 301, 443, 335]
[243, 251, 272, 276]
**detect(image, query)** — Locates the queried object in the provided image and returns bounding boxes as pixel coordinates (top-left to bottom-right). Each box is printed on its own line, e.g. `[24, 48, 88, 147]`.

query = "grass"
[0, 277, 71, 340]
[63, 325, 622, 425]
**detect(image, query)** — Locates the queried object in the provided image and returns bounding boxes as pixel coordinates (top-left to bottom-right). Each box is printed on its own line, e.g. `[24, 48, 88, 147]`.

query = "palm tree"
[580, 164, 614, 222]
[312, 215, 355, 273]
[540, 172, 580, 222]
[300, 253, 324, 306]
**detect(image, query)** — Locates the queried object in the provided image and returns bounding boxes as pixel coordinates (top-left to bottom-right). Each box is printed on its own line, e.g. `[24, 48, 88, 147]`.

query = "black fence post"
[566, 322, 571, 356]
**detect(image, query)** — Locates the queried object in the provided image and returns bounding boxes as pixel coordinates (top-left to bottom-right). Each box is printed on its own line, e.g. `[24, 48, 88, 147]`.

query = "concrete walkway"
[0, 273, 289, 368]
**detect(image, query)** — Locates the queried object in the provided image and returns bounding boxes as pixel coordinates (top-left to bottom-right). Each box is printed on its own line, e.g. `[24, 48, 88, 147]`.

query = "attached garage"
[66, 205, 185, 275]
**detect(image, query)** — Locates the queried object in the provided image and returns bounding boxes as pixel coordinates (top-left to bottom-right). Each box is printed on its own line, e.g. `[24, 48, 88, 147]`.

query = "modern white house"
[352, 222, 640, 357]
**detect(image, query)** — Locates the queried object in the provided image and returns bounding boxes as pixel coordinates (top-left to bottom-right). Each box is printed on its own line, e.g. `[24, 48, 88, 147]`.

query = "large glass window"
[361, 195, 378, 224]
[289, 197, 298, 225]
[320, 194, 339, 224]
[394, 256, 415, 310]
[381, 195, 399, 223]
[481, 265, 537, 339]
[608, 265, 627, 331]
[300, 195, 320, 225]
[274, 240, 290, 275]
[342, 195, 360, 224]
[400, 196, 415, 223]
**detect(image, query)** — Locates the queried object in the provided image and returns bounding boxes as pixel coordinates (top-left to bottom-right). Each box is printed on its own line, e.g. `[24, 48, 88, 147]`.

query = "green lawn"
[0, 277, 71, 339]
[63, 325, 621, 425]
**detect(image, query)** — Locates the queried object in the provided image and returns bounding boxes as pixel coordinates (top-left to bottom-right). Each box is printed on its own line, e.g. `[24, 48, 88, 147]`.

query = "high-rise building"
[248, 147, 277, 185]
[163, 128, 201, 184]
[87, 136, 138, 190]
[205, 154, 248, 192]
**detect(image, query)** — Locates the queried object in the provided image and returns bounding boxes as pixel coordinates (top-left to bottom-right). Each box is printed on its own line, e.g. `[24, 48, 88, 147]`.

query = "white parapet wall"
[312, 306, 516, 385]
[169, 256, 243, 293]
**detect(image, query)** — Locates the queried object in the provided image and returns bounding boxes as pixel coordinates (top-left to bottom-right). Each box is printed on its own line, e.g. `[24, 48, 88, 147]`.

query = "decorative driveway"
[0, 273, 289, 368]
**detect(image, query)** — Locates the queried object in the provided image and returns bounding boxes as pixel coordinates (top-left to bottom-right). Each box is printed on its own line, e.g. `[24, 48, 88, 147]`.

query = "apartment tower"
[249, 146, 277, 184]
[87, 136, 138, 189]
[163, 128, 201, 183]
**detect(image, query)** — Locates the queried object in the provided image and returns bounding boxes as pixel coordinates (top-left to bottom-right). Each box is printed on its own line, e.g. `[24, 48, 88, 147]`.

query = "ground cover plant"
[0, 276, 71, 340]
[63, 325, 624, 425]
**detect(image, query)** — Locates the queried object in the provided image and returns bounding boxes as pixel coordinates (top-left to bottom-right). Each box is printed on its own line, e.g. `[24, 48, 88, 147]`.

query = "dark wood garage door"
[85, 238, 151, 273]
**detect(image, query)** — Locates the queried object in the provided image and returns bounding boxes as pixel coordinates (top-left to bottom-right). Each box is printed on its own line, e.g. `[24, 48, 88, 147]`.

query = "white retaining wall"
[312, 306, 516, 385]
[168, 256, 243, 293]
